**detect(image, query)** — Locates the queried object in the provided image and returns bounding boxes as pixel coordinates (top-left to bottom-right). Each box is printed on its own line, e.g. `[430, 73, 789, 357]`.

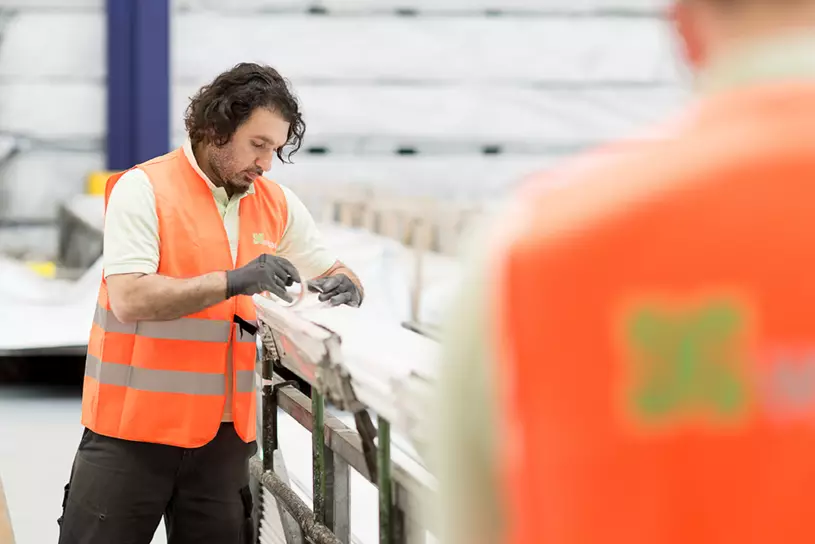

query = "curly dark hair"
[184, 63, 306, 163]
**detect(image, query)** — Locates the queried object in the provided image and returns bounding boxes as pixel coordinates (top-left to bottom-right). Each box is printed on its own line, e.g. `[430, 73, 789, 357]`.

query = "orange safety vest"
[82, 148, 288, 448]
[493, 83, 815, 543]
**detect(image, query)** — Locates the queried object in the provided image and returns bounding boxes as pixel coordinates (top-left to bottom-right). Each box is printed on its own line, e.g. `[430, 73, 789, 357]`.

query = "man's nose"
[256, 157, 273, 173]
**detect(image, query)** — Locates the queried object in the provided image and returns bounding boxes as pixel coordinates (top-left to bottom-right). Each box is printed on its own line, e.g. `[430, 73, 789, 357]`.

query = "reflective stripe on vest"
[94, 305, 228, 342]
[85, 354, 255, 395]
[89, 303, 258, 394]
[93, 305, 258, 344]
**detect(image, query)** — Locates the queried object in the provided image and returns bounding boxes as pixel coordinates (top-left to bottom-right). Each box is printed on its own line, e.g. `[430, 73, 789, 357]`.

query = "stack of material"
[254, 291, 439, 451]
[253, 291, 439, 543]
[310, 223, 462, 329]
[0, 475, 15, 544]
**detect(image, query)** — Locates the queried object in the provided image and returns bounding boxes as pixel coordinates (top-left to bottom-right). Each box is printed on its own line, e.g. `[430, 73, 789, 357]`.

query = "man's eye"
[252, 142, 264, 148]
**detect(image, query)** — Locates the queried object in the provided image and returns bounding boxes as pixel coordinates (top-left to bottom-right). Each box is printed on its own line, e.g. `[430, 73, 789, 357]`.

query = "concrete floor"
[0, 358, 168, 544]
[0, 356, 414, 544]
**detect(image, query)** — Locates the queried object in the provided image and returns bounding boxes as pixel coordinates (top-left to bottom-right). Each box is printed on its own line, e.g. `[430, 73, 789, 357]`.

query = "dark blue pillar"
[106, 0, 133, 170]
[106, 0, 170, 171]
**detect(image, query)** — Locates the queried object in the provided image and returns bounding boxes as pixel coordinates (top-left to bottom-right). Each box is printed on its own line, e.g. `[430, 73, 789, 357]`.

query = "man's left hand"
[308, 274, 362, 307]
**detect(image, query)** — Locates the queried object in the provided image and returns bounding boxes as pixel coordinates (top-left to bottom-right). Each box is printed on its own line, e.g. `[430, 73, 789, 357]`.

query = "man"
[57, 62, 363, 544]
[436, 1, 815, 543]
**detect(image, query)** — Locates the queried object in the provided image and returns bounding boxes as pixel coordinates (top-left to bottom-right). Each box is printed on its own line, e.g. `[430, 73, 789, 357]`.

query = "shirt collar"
[182, 139, 255, 198]
[697, 30, 815, 94]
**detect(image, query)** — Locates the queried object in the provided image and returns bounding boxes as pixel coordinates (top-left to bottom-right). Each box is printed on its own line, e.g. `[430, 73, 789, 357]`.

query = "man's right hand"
[226, 254, 301, 302]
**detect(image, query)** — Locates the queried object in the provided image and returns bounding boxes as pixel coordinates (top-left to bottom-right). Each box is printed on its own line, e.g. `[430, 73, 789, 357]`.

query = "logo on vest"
[622, 298, 750, 428]
[620, 294, 815, 432]
[252, 233, 277, 250]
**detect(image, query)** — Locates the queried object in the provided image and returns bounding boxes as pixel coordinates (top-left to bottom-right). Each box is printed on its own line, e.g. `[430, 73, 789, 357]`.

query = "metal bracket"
[254, 297, 424, 544]
[355, 411, 379, 481]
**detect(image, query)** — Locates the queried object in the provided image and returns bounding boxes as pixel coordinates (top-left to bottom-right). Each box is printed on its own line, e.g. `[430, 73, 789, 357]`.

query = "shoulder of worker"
[107, 168, 156, 207]
[498, 114, 712, 245]
[103, 167, 160, 277]
[107, 148, 183, 200]
[516, 133, 674, 201]
[139, 148, 183, 169]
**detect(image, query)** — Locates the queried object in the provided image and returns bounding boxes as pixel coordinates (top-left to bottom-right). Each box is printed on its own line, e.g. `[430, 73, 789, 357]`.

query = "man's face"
[206, 107, 291, 195]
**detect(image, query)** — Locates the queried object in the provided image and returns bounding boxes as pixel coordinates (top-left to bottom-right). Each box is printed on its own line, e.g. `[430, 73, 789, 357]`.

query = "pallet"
[0, 476, 15, 544]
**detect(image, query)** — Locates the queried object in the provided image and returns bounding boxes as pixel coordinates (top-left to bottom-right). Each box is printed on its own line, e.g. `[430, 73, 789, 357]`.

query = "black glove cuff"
[225, 270, 240, 299]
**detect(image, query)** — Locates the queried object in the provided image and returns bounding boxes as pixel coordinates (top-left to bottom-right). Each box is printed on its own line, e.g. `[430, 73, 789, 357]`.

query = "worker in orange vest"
[434, 1, 815, 543]
[57, 63, 363, 544]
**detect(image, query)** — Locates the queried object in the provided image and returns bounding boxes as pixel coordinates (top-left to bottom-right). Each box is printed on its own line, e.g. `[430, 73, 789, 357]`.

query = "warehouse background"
[0, 1, 694, 543]
[0, 0, 687, 260]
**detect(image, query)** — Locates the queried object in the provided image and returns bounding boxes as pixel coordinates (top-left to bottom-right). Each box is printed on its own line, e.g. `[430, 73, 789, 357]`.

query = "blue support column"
[106, 0, 170, 171]
[106, 0, 134, 170]
[133, 0, 170, 165]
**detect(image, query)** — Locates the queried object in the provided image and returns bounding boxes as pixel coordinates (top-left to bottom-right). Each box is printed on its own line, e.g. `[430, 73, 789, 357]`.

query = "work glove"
[308, 274, 361, 307]
[226, 253, 301, 302]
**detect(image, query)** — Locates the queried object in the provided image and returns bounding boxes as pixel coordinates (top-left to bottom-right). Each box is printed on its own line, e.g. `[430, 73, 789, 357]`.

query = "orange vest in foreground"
[494, 83, 815, 544]
[82, 148, 288, 448]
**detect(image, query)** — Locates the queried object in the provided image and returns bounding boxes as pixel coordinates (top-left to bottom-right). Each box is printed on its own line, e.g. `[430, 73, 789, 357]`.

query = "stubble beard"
[208, 151, 251, 196]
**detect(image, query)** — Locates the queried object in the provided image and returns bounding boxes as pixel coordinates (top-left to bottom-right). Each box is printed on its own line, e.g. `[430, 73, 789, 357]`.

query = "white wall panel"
[173, 14, 681, 85]
[175, 0, 666, 15]
[0, 150, 101, 257]
[0, 0, 683, 259]
[3, 81, 685, 150]
[270, 155, 557, 199]
[4, 0, 662, 13]
[173, 84, 687, 150]
[0, 12, 104, 80]
[0, 1, 103, 247]
[0, 83, 104, 139]
[0, 151, 103, 218]
[0, 0, 100, 8]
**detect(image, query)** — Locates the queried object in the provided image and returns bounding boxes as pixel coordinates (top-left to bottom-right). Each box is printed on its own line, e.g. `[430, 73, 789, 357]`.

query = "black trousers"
[57, 423, 257, 544]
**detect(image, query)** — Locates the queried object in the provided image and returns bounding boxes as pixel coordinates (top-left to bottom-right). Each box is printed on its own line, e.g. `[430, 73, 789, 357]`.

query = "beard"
[208, 151, 262, 196]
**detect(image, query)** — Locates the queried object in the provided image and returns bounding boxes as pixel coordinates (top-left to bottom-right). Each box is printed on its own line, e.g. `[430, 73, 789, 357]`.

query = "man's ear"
[671, 1, 707, 70]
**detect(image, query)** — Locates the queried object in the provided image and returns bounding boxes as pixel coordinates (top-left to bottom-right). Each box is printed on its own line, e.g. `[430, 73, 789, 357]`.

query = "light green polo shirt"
[432, 31, 815, 544]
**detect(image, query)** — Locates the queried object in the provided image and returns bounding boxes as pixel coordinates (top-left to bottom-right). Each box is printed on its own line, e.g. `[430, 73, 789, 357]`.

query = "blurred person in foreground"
[434, 1, 815, 543]
[57, 63, 362, 544]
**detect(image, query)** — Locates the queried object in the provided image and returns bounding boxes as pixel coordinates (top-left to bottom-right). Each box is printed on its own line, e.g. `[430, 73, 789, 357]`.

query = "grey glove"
[226, 254, 301, 302]
[308, 274, 361, 307]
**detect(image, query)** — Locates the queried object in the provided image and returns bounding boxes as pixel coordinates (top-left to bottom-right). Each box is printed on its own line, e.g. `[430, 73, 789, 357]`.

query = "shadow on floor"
[0, 355, 84, 391]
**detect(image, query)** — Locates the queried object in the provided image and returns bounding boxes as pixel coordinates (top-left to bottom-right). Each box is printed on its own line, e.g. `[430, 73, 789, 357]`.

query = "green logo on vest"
[252, 232, 276, 250]
[625, 299, 750, 425]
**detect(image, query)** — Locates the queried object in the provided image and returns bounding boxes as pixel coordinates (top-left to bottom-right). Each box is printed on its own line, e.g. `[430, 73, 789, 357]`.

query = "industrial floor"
[0, 356, 393, 544]
[0, 357, 170, 544]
